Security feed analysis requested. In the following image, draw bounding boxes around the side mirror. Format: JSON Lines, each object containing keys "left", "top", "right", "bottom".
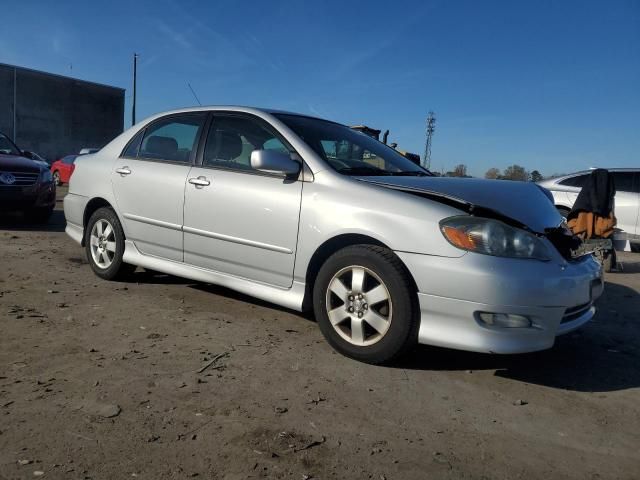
{"left": 250, "top": 149, "right": 300, "bottom": 177}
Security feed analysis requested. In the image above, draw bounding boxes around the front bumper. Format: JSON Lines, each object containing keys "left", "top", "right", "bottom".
{"left": 0, "top": 181, "right": 56, "bottom": 211}
{"left": 397, "top": 251, "right": 603, "bottom": 354}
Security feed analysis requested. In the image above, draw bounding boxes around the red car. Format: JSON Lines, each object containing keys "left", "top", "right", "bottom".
{"left": 50, "top": 155, "right": 78, "bottom": 185}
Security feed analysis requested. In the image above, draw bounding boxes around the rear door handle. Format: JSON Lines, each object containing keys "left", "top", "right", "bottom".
{"left": 115, "top": 167, "right": 131, "bottom": 175}
{"left": 189, "top": 176, "right": 211, "bottom": 187}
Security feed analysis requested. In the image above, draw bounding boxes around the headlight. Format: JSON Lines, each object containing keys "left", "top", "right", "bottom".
{"left": 40, "top": 170, "right": 53, "bottom": 182}
{"left": 440, "top": 216, "right": 551, "bottom": 260}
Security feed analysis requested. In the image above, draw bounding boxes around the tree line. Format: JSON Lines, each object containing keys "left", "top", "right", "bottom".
{"left": 439, "top": 164, "right": 544, "bottom": 182}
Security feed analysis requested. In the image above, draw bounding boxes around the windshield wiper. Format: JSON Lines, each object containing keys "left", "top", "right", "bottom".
{"left": 337, "top": 166, "right": 387, "bottom": 176}
{"left": 386, "top": 171, "right": 431, "bottom": 177}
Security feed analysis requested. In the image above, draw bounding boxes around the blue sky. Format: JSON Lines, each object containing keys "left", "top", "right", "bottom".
{"left": 2, "top": 0, "right": 638, "bottom": 176}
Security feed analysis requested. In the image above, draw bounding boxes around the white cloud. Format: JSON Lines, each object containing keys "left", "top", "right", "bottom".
{"left": 155, "top": 19, "right": 193, "bottom": 50}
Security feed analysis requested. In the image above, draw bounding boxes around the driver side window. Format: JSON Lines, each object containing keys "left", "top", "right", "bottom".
{"left": 203, "top": 116, "right": 291, "bottom": 172}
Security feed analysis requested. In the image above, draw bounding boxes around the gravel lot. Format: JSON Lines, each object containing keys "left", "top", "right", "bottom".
{"left": 1, "top": 187, "right": 639, "bottom": 480}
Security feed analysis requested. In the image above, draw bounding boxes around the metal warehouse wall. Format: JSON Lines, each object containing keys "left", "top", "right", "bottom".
{"left": 0, "top": 63, "right": 124, "bottom": 162}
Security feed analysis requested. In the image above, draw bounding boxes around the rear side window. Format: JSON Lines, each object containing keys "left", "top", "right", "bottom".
{"left": 122, "top": 131, "right": 143, "bottom": 158}
{"left": 611, "top": 172, "right": 635, "bottom": 193}
{"left": 136, "top": 113, "right": 206, "bottom": 163}
{"left": 62, "top": 155, "right": 77, "bottom": 165}
{"left": 559, "top": 174, "right": 588, "bottom": 188}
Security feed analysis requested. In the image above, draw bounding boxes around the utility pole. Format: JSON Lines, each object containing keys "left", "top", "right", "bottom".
{"left": 423, "top": 111, "right": 436, "bottom": 169}
{"left": 132, "top": 53, "right": 139, "bottom": 126}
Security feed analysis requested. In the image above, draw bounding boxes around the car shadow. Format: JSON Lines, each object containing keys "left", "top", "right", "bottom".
{"left": 126, "top": 269, "right": 198, "bottom": 285}
{"left": 115, "top": 270, "right": 314, "bottom": 318}
{"left": 0, "top": 209, "right": 66, "bottom": 233}
{"left": 103, "top": 264, "right": 640, "bottom": 393}
{"left": 395, "top": 281, "right": 640, "bottom": 393}
{"left": 189, "top": 282, "right": 315, "bottom": 319}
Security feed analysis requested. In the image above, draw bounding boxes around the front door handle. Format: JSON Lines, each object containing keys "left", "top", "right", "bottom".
{"left": 189, "top": 176, "right": 211, "bottom": 188}
{"left": 115, "top": 167, "right": 131, "bottom": 175}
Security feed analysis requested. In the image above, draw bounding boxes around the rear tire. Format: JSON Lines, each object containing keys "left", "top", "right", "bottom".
{"left": 85, "top": 207, "right": 135, "bottom": 280}
{"left": 52, "top": 170, "right": 62, "bottom": 186}
{"left": 313, "top": 245, "right": 419, "bottom": 364}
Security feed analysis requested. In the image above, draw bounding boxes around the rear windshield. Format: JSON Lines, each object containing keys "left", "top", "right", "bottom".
{"left": 559, "top": 174, "right": 588, "bottom": 188}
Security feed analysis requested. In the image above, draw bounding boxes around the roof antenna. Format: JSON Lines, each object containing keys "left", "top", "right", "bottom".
{"left": 187, "top": 82, "right": 202, "bottom": 106}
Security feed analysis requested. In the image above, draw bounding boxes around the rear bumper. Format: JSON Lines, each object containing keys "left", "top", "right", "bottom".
{"left": 63, "top": 192, "right": 90, "bottom": 244}
{"left": 397, "top": 251, "right": 603, "bottom": 354}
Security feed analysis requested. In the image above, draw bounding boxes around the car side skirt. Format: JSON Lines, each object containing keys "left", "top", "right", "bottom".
{"left": 121, "top": 240, "right": 306, "bottom": 311}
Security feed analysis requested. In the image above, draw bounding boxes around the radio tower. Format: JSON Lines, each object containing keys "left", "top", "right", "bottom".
{"left": 423, "top": 111, "right": 436, "bottom": 169}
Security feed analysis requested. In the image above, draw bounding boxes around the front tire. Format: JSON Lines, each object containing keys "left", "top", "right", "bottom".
{"left": 85, "top": 207, "right": 135, "bottom": 280}
{"left": 52, "top": 170, "right": 61, "bottom": 186}
{"left": 313, "top": 245, "right": 419, "bottom": 364}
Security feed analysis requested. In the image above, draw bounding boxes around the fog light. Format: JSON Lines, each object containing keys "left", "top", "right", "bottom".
{"left": 478, "top": 312, "right": 532, "bottom": 328}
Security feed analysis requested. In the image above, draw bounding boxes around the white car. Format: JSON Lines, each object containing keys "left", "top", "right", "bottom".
{"left": 538, "top": 169, "right": 639, "bottom": 247}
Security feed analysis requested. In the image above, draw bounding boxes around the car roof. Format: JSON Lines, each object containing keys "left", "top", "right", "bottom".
{"left": 549, "top": 168, "right": 640, "bottom": 180}
{"left": 145, "top": 105, "right": 329, "bottom": 123}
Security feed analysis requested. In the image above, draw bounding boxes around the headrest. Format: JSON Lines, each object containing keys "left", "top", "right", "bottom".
{"left": 146, "top": 136, "right": 178, "bottom": 158}
{"left": 216, "top": 131, "right": 243, "bottom": 160}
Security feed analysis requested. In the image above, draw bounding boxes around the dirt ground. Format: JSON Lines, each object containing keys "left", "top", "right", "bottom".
{"left": 1, "top": 187, "right": 639, "bottom": 480}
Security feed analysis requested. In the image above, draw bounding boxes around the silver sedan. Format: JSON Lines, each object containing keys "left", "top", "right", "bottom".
{"left": 64, "top": 107, "right": 603, "bottom": 363}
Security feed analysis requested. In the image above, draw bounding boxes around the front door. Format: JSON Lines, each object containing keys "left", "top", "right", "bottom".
{"left": 111, "top": 113, "right": 207, "bottom": 261}
{"left": 183, "top": 113, "right": 303, "bottom": 287}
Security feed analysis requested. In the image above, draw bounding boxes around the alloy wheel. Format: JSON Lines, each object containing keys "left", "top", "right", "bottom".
{"left": 89, "top": 219, "right": 116, "bottom": 269}
{"left": 325, "top": 265, "right": 393, "bottom": 346}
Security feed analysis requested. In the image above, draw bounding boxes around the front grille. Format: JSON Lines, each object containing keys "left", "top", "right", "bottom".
{"left": 561, "top": 302, "right": 592, "bottom": 323}
{"left": 0, "top": 171, "right": 39, "bottom": 186}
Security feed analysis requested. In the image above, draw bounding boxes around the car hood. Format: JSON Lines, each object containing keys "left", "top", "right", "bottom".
{"left": 0, "top": 154, "right": 43, "bottom": 173}
{"left": 357, "top": 176, "right": 563, "bottom": 233}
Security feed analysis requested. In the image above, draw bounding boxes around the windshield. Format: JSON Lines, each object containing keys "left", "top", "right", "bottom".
{"left": 0, "top": 133, "right": 21, "bottom": 156}
{"left": 274, "top": 114, "right": 431, "bottom": 176}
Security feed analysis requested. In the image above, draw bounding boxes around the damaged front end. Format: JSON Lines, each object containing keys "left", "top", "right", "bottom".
{"left": 544, "top": 223, "right": 583, "bottom": 259}
{"left": 357, "top": 176, "right": 584, "bottom": 260}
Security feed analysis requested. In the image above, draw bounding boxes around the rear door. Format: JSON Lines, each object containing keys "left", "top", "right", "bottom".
{"left": 610, "top": 171, "right": 639, "bottom": 236}
{"left": 111, "top": 113, "right": 206, "bottom": 261}
{"left": 182, "top": 113, "right": 303, "bottom": 287}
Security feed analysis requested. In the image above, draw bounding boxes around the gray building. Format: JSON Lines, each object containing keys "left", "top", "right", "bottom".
{"left": 0, "top": 63, "right": 125, "bottom": 162}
